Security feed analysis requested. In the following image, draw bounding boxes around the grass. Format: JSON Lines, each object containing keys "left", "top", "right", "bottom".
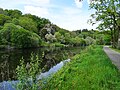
{"left": 110, "top": 47, "right": 120, "bottom": 53}
{"left": 42, "top": 45, "right": 120, "bottom": 90}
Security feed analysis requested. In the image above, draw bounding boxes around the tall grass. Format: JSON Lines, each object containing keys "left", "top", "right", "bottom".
{"left": 42, "top": 45, "right": 120, "bottom": 90}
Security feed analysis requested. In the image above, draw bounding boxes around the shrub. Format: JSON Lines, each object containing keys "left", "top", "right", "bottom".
{"left": 69, "top": 37, "right": 86, "bottom": 46}
{"left": 11, "top": 28, "right": 41, "bottom": 48}
{"left": 85, "top": 36, "right": 96, "bottom": 45}
{"left": 0, "top": 14, "right": 11, "bottom": 26}
{"left": 18, "top": 17, "right": 38, "bottom": 33}
{"left": 0, "top": 23, "right": 18, "bottom": 45}
{"left": 15, "top": 55, "right": 43, "bottom": 90}
{"left": 0, "top": 23, "right": 41, "bottom": 48}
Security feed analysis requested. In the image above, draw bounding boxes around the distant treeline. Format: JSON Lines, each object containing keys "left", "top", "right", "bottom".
{"left": 0, "top": 8, "right": 111, "bottom": 48}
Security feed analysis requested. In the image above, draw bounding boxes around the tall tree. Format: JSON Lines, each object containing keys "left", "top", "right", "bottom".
{"left": 88, "top": 0, "right": 120, "bottom": 48}
{"left": 18, "top": 17, "right": 38, "bottom": 33}
{"left": 0, "top": 14, "right": 11, "bottom": 26}
{"left": 5, "top": 9, "right": 22, "bottom": 18}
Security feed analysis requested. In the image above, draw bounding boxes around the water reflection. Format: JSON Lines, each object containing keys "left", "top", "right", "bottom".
{"left": 37, "top": 59, "right": 70, "bottom": 80}
{"left": 0, "top": 46, "right": 82, "bottom": 82}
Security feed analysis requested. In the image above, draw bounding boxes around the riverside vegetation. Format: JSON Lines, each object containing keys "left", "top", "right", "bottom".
{"left": 0, "top": 0, "right": 120, "bottom": 89}
{"left": 15, "top": 55, "right": 43, "bottom": 90}
{"left": 15, "top": 45, "right": 120, "bottom": 90}
{"left": 42, "top": 45, "right": 120, "bottom": 90}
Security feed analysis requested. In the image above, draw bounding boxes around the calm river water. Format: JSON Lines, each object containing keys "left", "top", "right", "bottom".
{"left": 0, "top": 46, "right": 83, "bottom": 82}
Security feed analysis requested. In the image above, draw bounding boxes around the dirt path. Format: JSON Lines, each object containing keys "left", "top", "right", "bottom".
{"left": 103, "top": 46, "right": 120, "bottom": 70}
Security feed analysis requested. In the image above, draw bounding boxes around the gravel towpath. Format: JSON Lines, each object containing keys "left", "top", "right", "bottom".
{"left": 103, "top": 46, "right": 120, "bottom": 70}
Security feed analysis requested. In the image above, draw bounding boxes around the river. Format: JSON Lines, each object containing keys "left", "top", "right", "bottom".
{"left": 0, "top": 46, "right": 83, "bottom": 82}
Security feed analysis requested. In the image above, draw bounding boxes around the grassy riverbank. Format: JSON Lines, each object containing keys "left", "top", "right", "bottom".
{"left": 42, "top": 45, "right": 120, "bottom": 90}
{"left": 110, "top": 47, "right": 120, "bottom": 53}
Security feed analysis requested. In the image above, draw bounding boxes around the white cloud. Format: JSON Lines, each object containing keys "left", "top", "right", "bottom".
{"left": 0, "top": 0, "right": 50, "bottom": 9}
{"left": 74, "top": 0, "right": 83, "bottom": 8}
{"left": 0, "top": 0, "right": 97, "bottom": 31}
{"left": 47, "top": 4, "right": 97, "bottom": 31}
{"left": 59, "top": 15, "right": 96, "bottom": 30}
{"left": 24, "top": 6, "right": 49, "bottom": 18}
{"left": 49, "top": 8, "right": 96, "bottom": 31}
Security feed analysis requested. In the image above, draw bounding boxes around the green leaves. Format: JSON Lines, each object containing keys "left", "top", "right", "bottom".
{"left": 0, "top": 14, "right": 11, "bottom": 26}
{"left": 6, "top": 9, "right": 22, "bottom": 19}
{"left": 18, "top": 17, "right": 38, "bottom": 33}
{"left": 16, "top": 55, "right": 42, "bottom": 90}
{"left": 0, "top": 23, "right": 41, "bottom": 48}
{"left": 90, "top": 0, "right": 120, "bottom": 48}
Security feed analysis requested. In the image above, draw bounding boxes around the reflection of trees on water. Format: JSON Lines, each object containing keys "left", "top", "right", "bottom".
{"left": 0, "top": 46, "right": 82, "bottom": 82}
{"left": 42, "top": 48, "right": 77, "bottom": 71}
{"left": 0, "top": 54, "right": 16, "bottom": 82}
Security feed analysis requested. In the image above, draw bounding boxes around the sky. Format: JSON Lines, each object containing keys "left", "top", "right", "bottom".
{"left": 0, "top": 0, "right": 98, "bottom": 31}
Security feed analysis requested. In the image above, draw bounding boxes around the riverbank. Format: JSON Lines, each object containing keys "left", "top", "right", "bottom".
{"left": 42, "top": 45, "right": 120, "bottom": 90}
{"left": 110, "top": 47, "right": 120, "bottom": 53}
{"left": 0, "top": 45, "right": 83, "bottom": 82}
{"left": 0, "top": 43, "right": 68, "bottom": 50}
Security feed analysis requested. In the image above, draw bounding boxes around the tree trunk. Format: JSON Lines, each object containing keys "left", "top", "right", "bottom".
{"left": 110, "top": 28, "right": 114, "bottom": 47}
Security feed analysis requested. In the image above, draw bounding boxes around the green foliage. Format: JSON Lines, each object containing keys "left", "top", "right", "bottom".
{"left": 12, "top": 18, "right": 19, "bottom": 25}
{"left": 104, "top": 35, "right": 111, "bottom": 45}
{"left": 55, "top": 32, "right": 62, "bottom": 42}
{"left": 70, "top": 37, "right": 85, "bottom": 46}
{"left": 96, "top": 34, "right": 105, "bottom": 45}
{"left": 24, "top": 14, "right": 51, "bottom": 30}
{"left": 0, "top": 14, "right": 11, "bottom": 26}
{"left": 0, "top": 26, "right": 3, "bottom": 30}
{"left": 43, "top": 46, "right": 120, "bottom": 90}
{"left": 5, "top": 9, "right": 22, "bottom": 18}
{"left": 0, "top": 23, "right": 18, "bottom": 44}
{"left": 90, "top": 0, "right": 120, "bottom": 48}
{"left": 64, "top": 33, "right": 71, "bottom": 44}
{"left": 11, "top": 28, "right": 41, "bottom": 48}
{"left": 110, "top": 46, "right": 120, "bottom": 52}
{"left": 81, "top": 32, "right": 89, "bottom": 39}
{"left": 0, "top": 8, "right": 5, "bottom": 14}
{"left": 85, "top": 36, "right": 95, "bottom": 45}
{"left": 0, "top": 23, "right": 41, "bottom": 48}
{"left": 15, "top": 55, "right": 42, "bottom": 90}
{"left": 95, "top": 32, "right": 111, "bottom": 45}
{"left": 0, "top": 7, "right": 112, "bottom": 48}
{"left": 18, "top": 17, "right": 38, "bottom": 33}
